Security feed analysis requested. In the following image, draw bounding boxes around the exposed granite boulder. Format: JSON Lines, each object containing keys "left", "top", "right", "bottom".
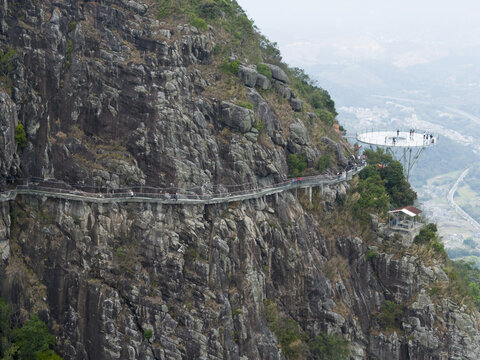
{"left": 290, "top": 98, "right": 303, "bottom": 112}
{"left": 247, "top": 88, "right": 281, "bottom": 136}
{"left": 274, "top": 82, "right": 293, "bottom": 99}
{"left": 0, "top": 203, "right": 10, "bottom": 262}
{"left": 0, "top": 91, "right": 20, "bottom": 189}
{"left": 322, "top": 136, "right": 349, "bottom": 167}
{"left": 261, "top": 63, "right": 290, "bottom": 84}
{"left": 289, "top": 121, "right": 309, "bottom": 146}
{"left": 255, "top": 74, "right": 271, "bottom": 90}
{"left": 221, "top": 102, "right": 255, "bottom": 133}
{"left": 239, "top": 65, "right": 258, "bottom": 87}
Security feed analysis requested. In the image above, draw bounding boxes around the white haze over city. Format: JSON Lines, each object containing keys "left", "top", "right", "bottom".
{"left": 237, "top": 0, "right": 480, "bottom": 67}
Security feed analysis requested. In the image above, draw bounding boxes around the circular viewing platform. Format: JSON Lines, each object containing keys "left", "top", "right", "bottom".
{"left": 356, "top": 130, "right": 438, "bottom": 148}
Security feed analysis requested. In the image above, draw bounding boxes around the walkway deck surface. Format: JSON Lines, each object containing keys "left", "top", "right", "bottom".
{"left": 357, "top": 130, "right": 437, "bottom": 148}
{"left": 0, "top": 166, "right": 365, "bottom": 205}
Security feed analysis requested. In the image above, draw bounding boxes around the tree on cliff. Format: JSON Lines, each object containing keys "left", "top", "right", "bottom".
{"left": 361, "top": 148, "right": 417, "bottom": 207}
{"left": 0, "top": 300, "right": 61, "bottom": 360}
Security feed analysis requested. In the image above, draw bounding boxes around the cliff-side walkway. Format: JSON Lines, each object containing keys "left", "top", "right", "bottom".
{"left": 0, "top": 166, "right": 365, "bottom": 205}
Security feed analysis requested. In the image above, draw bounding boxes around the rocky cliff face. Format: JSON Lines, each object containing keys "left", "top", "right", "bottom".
{"left": 0, "top": 0, "right": 303, "bottom": 190}
{"left": 1, "top": 1, "right": 480, "bottom": 359}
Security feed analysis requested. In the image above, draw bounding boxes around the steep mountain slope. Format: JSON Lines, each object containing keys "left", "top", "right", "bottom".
{"left": 0, "top": 1, "right": 479, "bottom": 359}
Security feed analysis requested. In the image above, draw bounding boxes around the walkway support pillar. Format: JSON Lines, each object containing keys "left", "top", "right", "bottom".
{"left": 308, "top": 187, "right": 312, "bottom": 203}
{"left": 321, "top": 184, "right": 324, "bottom": 196}
{"left": 275, "top": 192, "right": 278, "bottom": 204}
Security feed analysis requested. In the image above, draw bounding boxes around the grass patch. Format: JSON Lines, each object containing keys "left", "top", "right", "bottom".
{"left": 190, "top": 14, "right": 208, "bottom": 31}
{"left": 67, "top": 21, "right": 76, "bottom": 33}
{"left": 309, "top": 332, "right": 349, "bottom": 360}
{"left": 264, "top": 299, "right": 308, "bottom": 359}
{"left": 316, "top": 154, "right": 330, "bottom": 172}
{"left": 253, "top": 119, "right": 264, "bottom": 132}
{"left": 236, "top": 100, "right": 253, "bottom": 110}
{"left": 220, "top": 59, "right": 239, "bottom": 75}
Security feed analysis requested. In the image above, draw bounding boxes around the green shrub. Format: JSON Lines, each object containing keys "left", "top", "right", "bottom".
{"left": 256, "top": 63, "right": 272, "bottom": 79}
{"left": 289, "top": 67, "right": 337, "bottom": 116}
{"left": 15, "top": 123, "right": 27, "bottom": 149}
{"left": 358, "top": 165, "right": 378, "bottom": 180}
{"left": 316, "top": 154, "right": 330, "bottom": 172}
{"left": 377, "top": 300, "right": 404, "bottom": 330}
{"left": 363, "top": 148, "right": 393, "bottom": 165}
{"left": 13, "top": 315, "right": 61, "bottom": 360}
{"left": 287, "top": 154, "right": 307, "bottom": 177}
{"left": 360, "top": 149, "right": 416, "bottom": 207}
{"left": 449, "top": 260, "right": 480, "bottom": 309}
{"left": 0, "top": 299, "right": 12, "bottom": 358}
{"left": 264, "top": 299, "right": 349, "bottom": 359}
{"left": 67, "top": 21, "right": 76, "bottom": 33}
{"left": 220, "top": 59, "right": 239, "bottom": 75}
{"left": 236, "top": 101, "right": 253, "bottom": 110}
{"left": 414, "top": 223, "right": 438, "bottom": 244}
{"left": 190, "top": 15, "right": 208, "bottom": 31}
{"left": 116, "top": 247, "right": 126, "bottom": 258}
{"left": 264, "top": 299, "right": 307, "bottom": 359}
{"left": 143, "top": 329, "right": 153, "bottom": 340}
{"left": 429, "top": 286, "right": 440, "bottom": 296}
{"left": 309, "top": 332, "right": 349, "bottom": 360}
{"left": 0, "top": 48, "right": 17, "bottom": 75}
{"left": 260, "top": 36, "right": 282, "bottom": 63}
{"left": 315, "top": 108, "right": 335, "bottom": 126}
{"left": 66, "top": 39, "right": 73, "bottom": 68}
{"left": 253, "top": 120, "right": 264, "bottom": 132}
{"left": 214, "top": 44, "right": 225, "bottom": 55}
{"left": 157, "top": 0, "right": 174, "bottom": 19}
{"left": 365, "top": 249, "right": 379, "bottom": 261}
{"left": 353, "top": 174, "right": 389, "bottom": 220}
{"left": 431, "top": 239, "right": 446, "bottom": 256}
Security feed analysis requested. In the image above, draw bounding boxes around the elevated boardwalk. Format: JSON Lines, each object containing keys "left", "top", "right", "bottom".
{"left": 0, "top": 166, "right": 365, "bottom": 205}
{"left": 356, "top": 130, "right": 437, "bottom": 148}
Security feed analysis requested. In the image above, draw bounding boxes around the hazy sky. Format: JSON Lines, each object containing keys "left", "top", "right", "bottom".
{"left": 236, "top": 0, "right": 480, "bottom": 66}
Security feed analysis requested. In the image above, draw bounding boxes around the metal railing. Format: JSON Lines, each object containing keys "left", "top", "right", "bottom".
{"left": 0, "top": 165, "right": 365, "bottom": 205}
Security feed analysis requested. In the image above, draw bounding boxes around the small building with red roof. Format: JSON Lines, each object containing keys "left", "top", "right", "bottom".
{"left": 388, "top": 206, "right": 422, "bottom": 231}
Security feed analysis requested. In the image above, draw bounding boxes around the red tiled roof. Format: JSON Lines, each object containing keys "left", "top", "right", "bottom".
{"left": 389, "top": 206, "right": 422, "bottom": 217}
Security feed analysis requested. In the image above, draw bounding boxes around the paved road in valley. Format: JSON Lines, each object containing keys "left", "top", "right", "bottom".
{"left": 447, "top": 168, "right": 480, "bottom": 232}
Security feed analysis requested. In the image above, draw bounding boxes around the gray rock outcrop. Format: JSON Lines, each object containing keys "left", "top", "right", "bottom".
{"left": 247, "top": 88, "right": 281, "bottom": 136}
{"left": 255, "top": 74, "right": 271, "bottom": 90}
{"left": 261, "top": 63, "right": 290, "bottom": 84}
{"left": 221, "top": 102, "right": 255, "bottom": 133}
{"left": 290, "top": 98, "right": 303, "bottom": 112}
{"left": 322, "top": 136, "right": 349, "bottom": 167}
{"left": 0, "top": 91, "right": 19, "bottom": 188}
{"left": 238, "top": 65, "right": 258, "bottom": 87}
